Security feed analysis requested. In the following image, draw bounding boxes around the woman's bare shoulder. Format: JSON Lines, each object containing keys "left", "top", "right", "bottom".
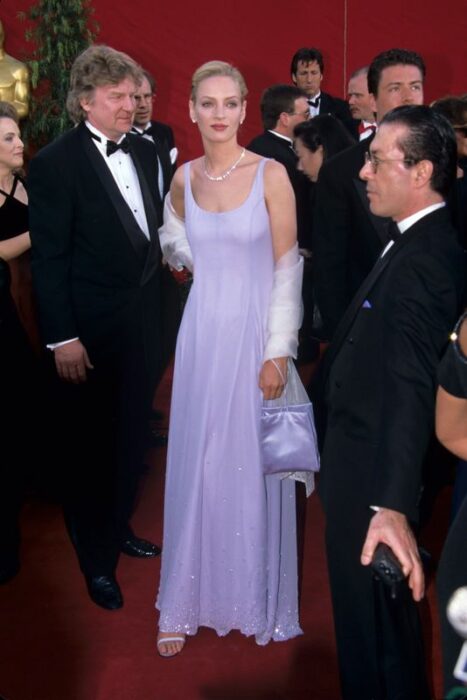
{"left": 261, "top": 158, "right": 292, "bottom": 196}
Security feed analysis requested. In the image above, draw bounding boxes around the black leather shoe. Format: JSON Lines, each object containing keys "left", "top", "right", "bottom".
{"left": 147, "top": 428, "right": 168, "bottom": 448}
{"left": 121, "top": 535, "right": 161, "bottom": 558}
{"left": 0, "top": 557, "right": 20, "bottom": 585}
{"left": 86, "top": 575, "right": 123, "bottom": 610}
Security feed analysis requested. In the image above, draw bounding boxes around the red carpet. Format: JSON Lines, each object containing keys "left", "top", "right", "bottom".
{"left": 0, "top": 366, "right": 447, "bottom": 700}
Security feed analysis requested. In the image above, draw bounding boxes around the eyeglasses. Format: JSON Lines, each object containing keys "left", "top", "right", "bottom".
{"left": 288, "top": 109, "right": 310, "bottom": 118}
{"left": 364, "top": 151, "right": 416, "bottom": 173}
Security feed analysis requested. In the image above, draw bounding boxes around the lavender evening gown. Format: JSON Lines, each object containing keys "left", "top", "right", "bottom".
{"left": 156, "top": 159, "right": 302, "bottom": 645}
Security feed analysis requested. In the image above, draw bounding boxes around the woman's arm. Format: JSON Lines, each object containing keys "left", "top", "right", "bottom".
{"left": 260, "top": 160, "right": 300, "bottom": 399}
{"left": 263, "top": 160, "right": 297, "bottom": 261}
{"left": 435, "top": 386, "right": 467, "bottom": 460}
{"left": 0, "top": 232, "right": 31, "bottom": 260}
{"left": 170, "top": 166, "right": 185, "bottom": 219}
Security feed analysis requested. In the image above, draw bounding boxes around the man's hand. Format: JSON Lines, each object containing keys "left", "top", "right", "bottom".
{"left": 361, "top": 508, "right": 425, "bottom": 601}
{"left": 54, "top": 339, "right": 94, "bottom": 384}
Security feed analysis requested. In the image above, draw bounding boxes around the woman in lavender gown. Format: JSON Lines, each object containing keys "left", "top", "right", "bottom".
{"left": 156, "top": 61, "right": 304, "bottom": 657}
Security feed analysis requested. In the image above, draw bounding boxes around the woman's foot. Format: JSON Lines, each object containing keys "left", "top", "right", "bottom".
{"left": 156, "top": 631, "right": 186, "bottom": 658}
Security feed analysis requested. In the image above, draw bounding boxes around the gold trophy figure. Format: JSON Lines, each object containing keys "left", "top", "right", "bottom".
{"left": 0, "top": 20, "right": 29, "bottom": 119}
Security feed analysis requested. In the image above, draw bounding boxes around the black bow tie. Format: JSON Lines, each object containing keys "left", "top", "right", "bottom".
{"left": 308, "top": 96, "right": 320, "bottom": 108}
{"left": 88, "top": 129, "right": 131, "bottom": 156}
{"left": 132, "top": 125, "right": 153, "bottom": 137}
{"left": 106, "top": 136, "right": 131, "bottom": 157}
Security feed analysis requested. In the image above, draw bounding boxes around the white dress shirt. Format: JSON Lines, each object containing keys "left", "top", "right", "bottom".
{"left": 308, "top": 92, "right": 321, "bottom": 118}
{"left": 380, "top": 202, "right": 445, "bottom": 258}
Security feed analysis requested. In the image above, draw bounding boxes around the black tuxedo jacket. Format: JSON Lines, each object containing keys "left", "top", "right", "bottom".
{"left": 313, "top": 133, "right": 391, "bottom": 337}
{"left": 151, "top": 120, "right": 175, "bottom": 150}
{"left": 318, "top": 91, "right": 357, "bottom": 136}
{"left": 247, "top": 130, "right": 314, "bottom": 248}
{"left": 29, "top": 122, "right": 162, "bottom": 360}
{"left": 320, "top": 207, "right": 465, "bottom": 523}
{"left": 133, "top": 120, "right": 176, "bottom": 199}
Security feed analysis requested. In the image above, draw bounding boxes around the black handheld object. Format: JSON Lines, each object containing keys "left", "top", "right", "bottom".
{"left": 371, "top": 543, "right": 405, "bottom": 599}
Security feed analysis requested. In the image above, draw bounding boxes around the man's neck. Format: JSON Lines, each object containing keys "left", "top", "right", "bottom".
{"left": 395, "top": 195, "right": 444, "bottom": 225}
{"left": 269, "top": 127, "right": 293, "bottom": 141}
{"left": 133, "top": 121, "right": 151, "bottom": 132}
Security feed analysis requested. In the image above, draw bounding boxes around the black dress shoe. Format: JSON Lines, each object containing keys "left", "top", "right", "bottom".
{"left": 147, "top": 428, "right": 168, "bottom": 448}
{"left": 0, "top": 557, "right": 20, "bottom": 585}
{"left": 121, "top": 535, "right": 161, "bottom": 558}
{"left": 86, "top": 575, "right": 123, "bottom": 610}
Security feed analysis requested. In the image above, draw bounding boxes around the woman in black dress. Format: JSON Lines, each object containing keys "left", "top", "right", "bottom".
{"left": 0, "top": 101, "right": 34, "bottom": 584}
{"left": 436, "top": 313, "right": 467, "bottom": 696}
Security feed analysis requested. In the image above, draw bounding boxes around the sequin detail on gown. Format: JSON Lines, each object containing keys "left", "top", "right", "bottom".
{"left": 156, "top": 159, "right": 302, "bottom": 645}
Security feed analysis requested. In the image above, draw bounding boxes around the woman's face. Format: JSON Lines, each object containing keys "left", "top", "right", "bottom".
{"left": 295, "top": 138, "right": 323, "bottom": 182}
{"left": 0, "top": 117, "right": 24, "bottom": 172}
{"left": 189, "top": 76, "right": 245, "bottom": 143}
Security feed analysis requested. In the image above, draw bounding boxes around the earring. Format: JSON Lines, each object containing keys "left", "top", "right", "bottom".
{"left": 240, "top": 119, "right": 244, "bottom": 125}
{"left": 192, "top": 118, "right": 197, "bottom": 123}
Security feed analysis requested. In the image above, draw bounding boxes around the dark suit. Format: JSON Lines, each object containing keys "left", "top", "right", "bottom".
{"left": 313, "top": 134, "right": 391, "bottom": 339}
{"left": 318, "top": 91, "right": 358, "bottom": 137}
{"left": 319, "top": 207, "right": 465, "bottom": 699}
{"left": 132, "top": 119, "right": 176, "bottom": 204}
{"left": 29, "top": 123, "right": 162, "bottom": 577}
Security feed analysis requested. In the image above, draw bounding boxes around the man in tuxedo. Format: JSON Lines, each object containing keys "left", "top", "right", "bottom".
{"left": 313, "top": 48, "right": 426, "bottom": 339}
{"left": 29, "top": 46, "right": 163, "bottom": 610}
{"left": 320, "top": 105, "right": 465, "bottom": 698}
{"left": 131, "top": 70, "right": 177, "bottom": 205}
{"left": 347, "top": 66, "right": 376, "bottom": 141}
{"left": 291, "top": 47, "right": 355, "bottom": 135}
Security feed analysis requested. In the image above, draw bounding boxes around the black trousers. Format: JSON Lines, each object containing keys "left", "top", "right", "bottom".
{"left": 326, "top": 512, "right": 430, "bottom": 700}
{"left": 321, "top": 472, "right": 430, "bottom": 700}
{"left": 48, "top": 333, "right": 160, "bottom": 578}
{"left": 0, "top": 292, "right": 41, "bottom": 564}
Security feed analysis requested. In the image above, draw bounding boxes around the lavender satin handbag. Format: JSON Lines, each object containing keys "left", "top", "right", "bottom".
{"left": 261, "top": 359, "right": 320, "bottom": 476}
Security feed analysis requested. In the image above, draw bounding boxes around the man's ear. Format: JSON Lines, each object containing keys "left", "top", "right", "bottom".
{"left": 80, "top": 96, "right": 91, "bottom": 114}
{"left": 369, "top": 92, "right": 377, "bottom": 117}
{"left": 412, "top": 159, "right": 433, "bottom": 189}
{"left": 278, "top": 111, "right": 289, "bottom": 129}
{"left": 291, "top": 73, "right": 297, "bottom": 86}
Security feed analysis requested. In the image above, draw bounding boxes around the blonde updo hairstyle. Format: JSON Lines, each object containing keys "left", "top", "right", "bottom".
{"left": 190, "top": 60, "right": 248, "bottom": 103}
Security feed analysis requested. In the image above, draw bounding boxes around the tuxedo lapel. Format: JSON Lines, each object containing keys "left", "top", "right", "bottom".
{"left": 324, "top": 216, "right": 437, "bottom": 378}
{"left": 79, "top": 125, "right": 150, "bottom": 262}
{"left": 129, "top": 140, "right": 161, "bottom": 285}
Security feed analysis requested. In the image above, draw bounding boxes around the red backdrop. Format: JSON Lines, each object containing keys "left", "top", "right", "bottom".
{"left": 2, "top": 0, "right": 467, "bottom": 162}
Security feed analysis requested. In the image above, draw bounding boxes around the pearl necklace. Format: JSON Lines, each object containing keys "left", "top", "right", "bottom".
{"left": 204, "top": 148, "right": 245, "bottom": 182}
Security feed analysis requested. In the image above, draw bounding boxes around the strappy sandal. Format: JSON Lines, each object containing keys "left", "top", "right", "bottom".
{"left": 156, "top": 633, "right": 186, "bottom": 658}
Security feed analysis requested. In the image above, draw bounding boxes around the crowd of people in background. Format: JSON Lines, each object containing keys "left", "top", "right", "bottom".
{"left": 1, "top": 39, "right": 466, "bottom": 700}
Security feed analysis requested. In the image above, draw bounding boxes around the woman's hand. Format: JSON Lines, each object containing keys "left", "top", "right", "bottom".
{"left": 259, "top": 357, "right": 288, "bottom": 400}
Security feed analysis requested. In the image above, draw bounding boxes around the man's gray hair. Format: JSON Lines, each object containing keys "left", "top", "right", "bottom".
{"left": 66, "top": 44, "right": 143, "bottom": 123}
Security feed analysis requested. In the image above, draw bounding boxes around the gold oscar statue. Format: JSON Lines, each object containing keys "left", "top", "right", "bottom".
{"left": 0, "top": 19, "right": 29, "bottom": 119}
